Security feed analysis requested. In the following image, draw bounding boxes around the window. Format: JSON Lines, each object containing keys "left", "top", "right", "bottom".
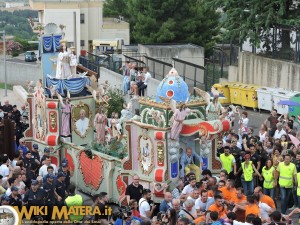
{"left": 80, "top": 14, "right": 85, "bottom": 24}
{"left": 80, "top": 40, "right": 85, "bottom": 47}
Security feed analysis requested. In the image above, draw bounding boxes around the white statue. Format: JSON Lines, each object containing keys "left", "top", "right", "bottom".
{"left": 69, "top": 47, "right": 77, "bottom": 78}
{"left": 56, "top": 46, "right": 64, "bottom": 79}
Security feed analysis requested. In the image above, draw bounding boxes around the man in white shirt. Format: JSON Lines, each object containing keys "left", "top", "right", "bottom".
{"left": 138, "top": 189, "right": 156, "bottom": 220}
{"left": 136, "top": 67, "right": 151, "bottom": 97}
{"left": 0, "top": 155, "right": 10, "bottom": 178}
{"left": 187, "top": 188, "right": 200, "bottom": 204}
{"left": 195, "top": 190, "right": 214, "bottom": 214}
{"left": 75, "top": 109, "right": 89, "bottom": 136}
{"left": 180, "top": 177, "right": 197, "bottom": 201}
{"left": 273, "top": 122, "right": 286, "bottom": 139}
{"left": 39, "top": 156, "right": 58, "bottom": 177}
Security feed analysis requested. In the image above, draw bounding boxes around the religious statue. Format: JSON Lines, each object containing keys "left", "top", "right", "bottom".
{"left": 56, "top": 46, "right": 64, "bottom": 79}
{"left": 69, "top": 47, "right": 77, "bottom": 78}
{"left": 159, "top": 96, "right": 196, "bottom": 140}
{"left": 57, "top": 91, "right": 72, "bottom": 136}
{"left": 110, "top": 113, "right": 119, "bottom": 138}
{"left": 62, "top": 45, "right": 72, "bottom": 79}
{"left": 94, "top": 107, "right": 107, "bottom": 144}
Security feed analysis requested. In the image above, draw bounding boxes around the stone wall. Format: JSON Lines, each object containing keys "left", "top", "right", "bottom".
{"left": 0, "top": 60, "right": 41, "bottom": 85}
{"left": 228, "top": 52, "right": 300, "bottom": 91}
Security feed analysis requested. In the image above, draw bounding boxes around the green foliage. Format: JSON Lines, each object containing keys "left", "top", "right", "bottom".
{"left": 103, "top": 0, "right": 220, "bottom": 55}
{"left": 92, "top": 139, "right": 128, "bottom": 159}
{"left": 208, "top": 0, "right": 300, "bottom": 49}
{"left": 0, "top": 10, "right": 37, "bottom": 40}
{"left": 14, "top": 37, "right": 38, "bottom": 51}
{"left": 106, "top": 87, "right": 124, "bottom": 117}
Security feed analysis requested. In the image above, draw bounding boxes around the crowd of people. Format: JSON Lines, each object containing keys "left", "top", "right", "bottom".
{"left": 121, "top": 62, "right": 152, "bottom": 98}
{"left": 121, "top": 109, "right": 300, "bottom": 225}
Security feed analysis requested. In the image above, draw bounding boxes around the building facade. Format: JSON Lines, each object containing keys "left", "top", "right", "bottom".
{"left": 29, "top": 0, "right": 129, "bottom": 54}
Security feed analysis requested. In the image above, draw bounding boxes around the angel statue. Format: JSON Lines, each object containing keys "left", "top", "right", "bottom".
{"left": 194, "top": 87, "right": 224, "bottom": 121}
{"left": 56, "top": 91, "right": 72, "bottom": 136}
{"left": 160, "top": 96, "right": 196, "bottom": 140}
{"left": 94, "top": 107, "right": 107, "bottom": 144}
{"left": 86, "top": 84, "right": 109, "bottom": 105}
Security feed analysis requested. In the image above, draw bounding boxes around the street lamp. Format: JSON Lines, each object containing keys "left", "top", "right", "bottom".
{"left": 0, "top": 30, "right": 7, "bottom": 97}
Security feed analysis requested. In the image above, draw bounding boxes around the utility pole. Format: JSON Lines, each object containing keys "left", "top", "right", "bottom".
{"left": 0, "top": 30, "right": 7, "bottom": 97}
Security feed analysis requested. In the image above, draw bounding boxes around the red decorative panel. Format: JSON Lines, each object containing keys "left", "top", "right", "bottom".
{"left": 155, "top": 169, "right": 164, "bottom": 182}
{"left": 157, "top": 142, "right": 164, "bottom": 166}
{"left": 155, "top": 131, "right": 164, "bottom": 140}
{"left": 50, "top": 156, "right": 58, "bottom": 166}
{"left": 79, "top": 151, "right": 103, "bottom": 190}
{"left": 47, "top": 135, "right": 58, "bottom": 146}
{"left": 48, "top": 111, "right": 58, "bottom": 132}
{"left": 47, "top": 102, "right": 57, "bottom": 109}
{"left": 65, "top": 149, "right": 75, "bottom": 174}
{"left": 116, "top": 175, "right": 127, "bottom": 202}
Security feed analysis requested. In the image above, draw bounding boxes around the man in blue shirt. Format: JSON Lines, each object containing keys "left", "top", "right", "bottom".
{"left": 114, "top": 210, "right": 142, "bottom": 225}
{"left": 180, "top": 147, "right": 203, "bottom": 182}
{"left": 159, "top": 192, "right": 172, "bottom": 212}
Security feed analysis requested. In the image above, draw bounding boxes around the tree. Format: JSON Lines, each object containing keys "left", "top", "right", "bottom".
{"left": 103, "top": 0, "right": 220, "bottom": 55}
{"left": 209, "top": 0, "right": 300, "bottom": 50}
{"left": 7, "top": 41, "right": 23, "bottom": 56}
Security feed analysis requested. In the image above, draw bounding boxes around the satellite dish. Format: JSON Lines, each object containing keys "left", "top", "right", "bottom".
{"left": 44, "top": 23, "right": 58, "bottom": 34}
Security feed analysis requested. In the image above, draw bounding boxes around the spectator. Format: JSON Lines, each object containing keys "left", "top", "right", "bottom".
{"left": 0, "top": 155, "right": 10, "bottom": 178}
{"left": 210, "top": 211, "right": 223, "bottom": 225}
{"left": 178, "top": 199, "right": 197, "bottom": 221}
{"left": 187, "top": 188, "right": 200, "bottom": 204}
{"left": 264, "top": 109, "right": 279, "bottom": 137}
{"left": 195, "top": 190, "right": 214, "bottom": 215}
{"left": 181, "top": 177, "right": 197, "bottom": 201}
{"left": 125, "top": 174, "right": 143, "bottom": 204}
{"left": 95, "top": 192, "right": 110, "bottom": 224}
{"left": 171, "top": 198, "right": 181, "bottom": 215}
{"left": 172, "top": 178, "right": 184, "bottom": 199}
{"left": 2, "top": 100, "right": 13, "bottom": 114}
{"left": 159, "top": 192, "right": 172, "bottom": 212}
{"left": 129, "top": 199, "right": 140, "bottom": 218}
{"left": 139, "top": 189, "right": 156, "bottom": 220}
{"left": 208, "top": 195, "right": 228, "bottom": 219}
{"left": 273, "top": 123, "right": 286, "bottom": 140}
{"left": 39, "top": 156, "right": 58, "bottom": 177}
{"left": 18, "top": 138, "right": 28, "bottom": 156}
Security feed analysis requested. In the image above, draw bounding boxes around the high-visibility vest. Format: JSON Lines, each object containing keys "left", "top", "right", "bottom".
{"left": 262, "top": 166, "right": 275, "bottom": 189}
{"left": 65, "top": 194, "right": 84, "bottom": 222}
{"left": 241, "top": 161, "right": 253, "bottom": 181}
{"left": 220, "top": 153, "right": 234, "bottom": 173}
{"left": 278, "top": 162, "right": 295, "bottom": 188}
{"left": 297, "top": 173, "right": 300, "bottom": 196}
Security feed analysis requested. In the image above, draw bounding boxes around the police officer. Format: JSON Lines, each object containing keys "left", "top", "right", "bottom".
{"left": 9, "top": 186, "right": 22, "bottom": 210}
{"left": 43, "top": 174, "right": 55, "bottom": 221}
{"left": 31, "top": 144, "right": 41, "bottom": 164}
{"left": 40, "top": 147, "right": 51, "bottom": 164}
{"left": 54, "top": 172, "right": 67, "bottom": 208}
{"left": 23, "top": 180, "right": 46, "bottom": 207}
{"left": 59, "top": 163, "right": 71, "bottom": 189}
{"left": 22, "top": 151, "right": 35, "bottom": 170}
{"left": 26, "top": 164, "right": 38, "bottom": 188}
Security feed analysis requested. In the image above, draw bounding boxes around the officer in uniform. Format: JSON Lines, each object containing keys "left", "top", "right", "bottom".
{"left": 40, "top": 147, "right": 51, "bottom": 164}
{"left": 59, "top": 163, "right": 71, "bottom": 189}
{"left": 9, "top": 186, "right": 22, "bottom": 210}
{"left": 43, "top": 173, "right": 55, "bottom": 221}
{"left": 23, "top": 180, "right": 46, "bottom": 221}
{"left": 54, "top": 172, "right": 67, "bottom": 208}
{"left": 22, "top": 151, "right": 36, "bottom": 170}
{"left": 31, "top": 144, "right": 41, "bottom": 164}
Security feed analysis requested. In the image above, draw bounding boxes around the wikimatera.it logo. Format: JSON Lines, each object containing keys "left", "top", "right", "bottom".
{"left": 3, "top": 205, "right": 113, "bottom": 225}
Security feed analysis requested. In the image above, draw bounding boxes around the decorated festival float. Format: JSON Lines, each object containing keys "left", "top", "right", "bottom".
{"left": 23, "top": 23, "right": 231, "bottom": 204}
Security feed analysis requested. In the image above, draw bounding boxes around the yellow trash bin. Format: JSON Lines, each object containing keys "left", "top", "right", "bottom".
{"left": 229, "top": 83, "right": 243, "bottom": 105}
{"left": 213, "top": 83, "right": 231, "bottom": 105}
{"left": 240, "top": 85, "right": 259, "bottom": 109}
